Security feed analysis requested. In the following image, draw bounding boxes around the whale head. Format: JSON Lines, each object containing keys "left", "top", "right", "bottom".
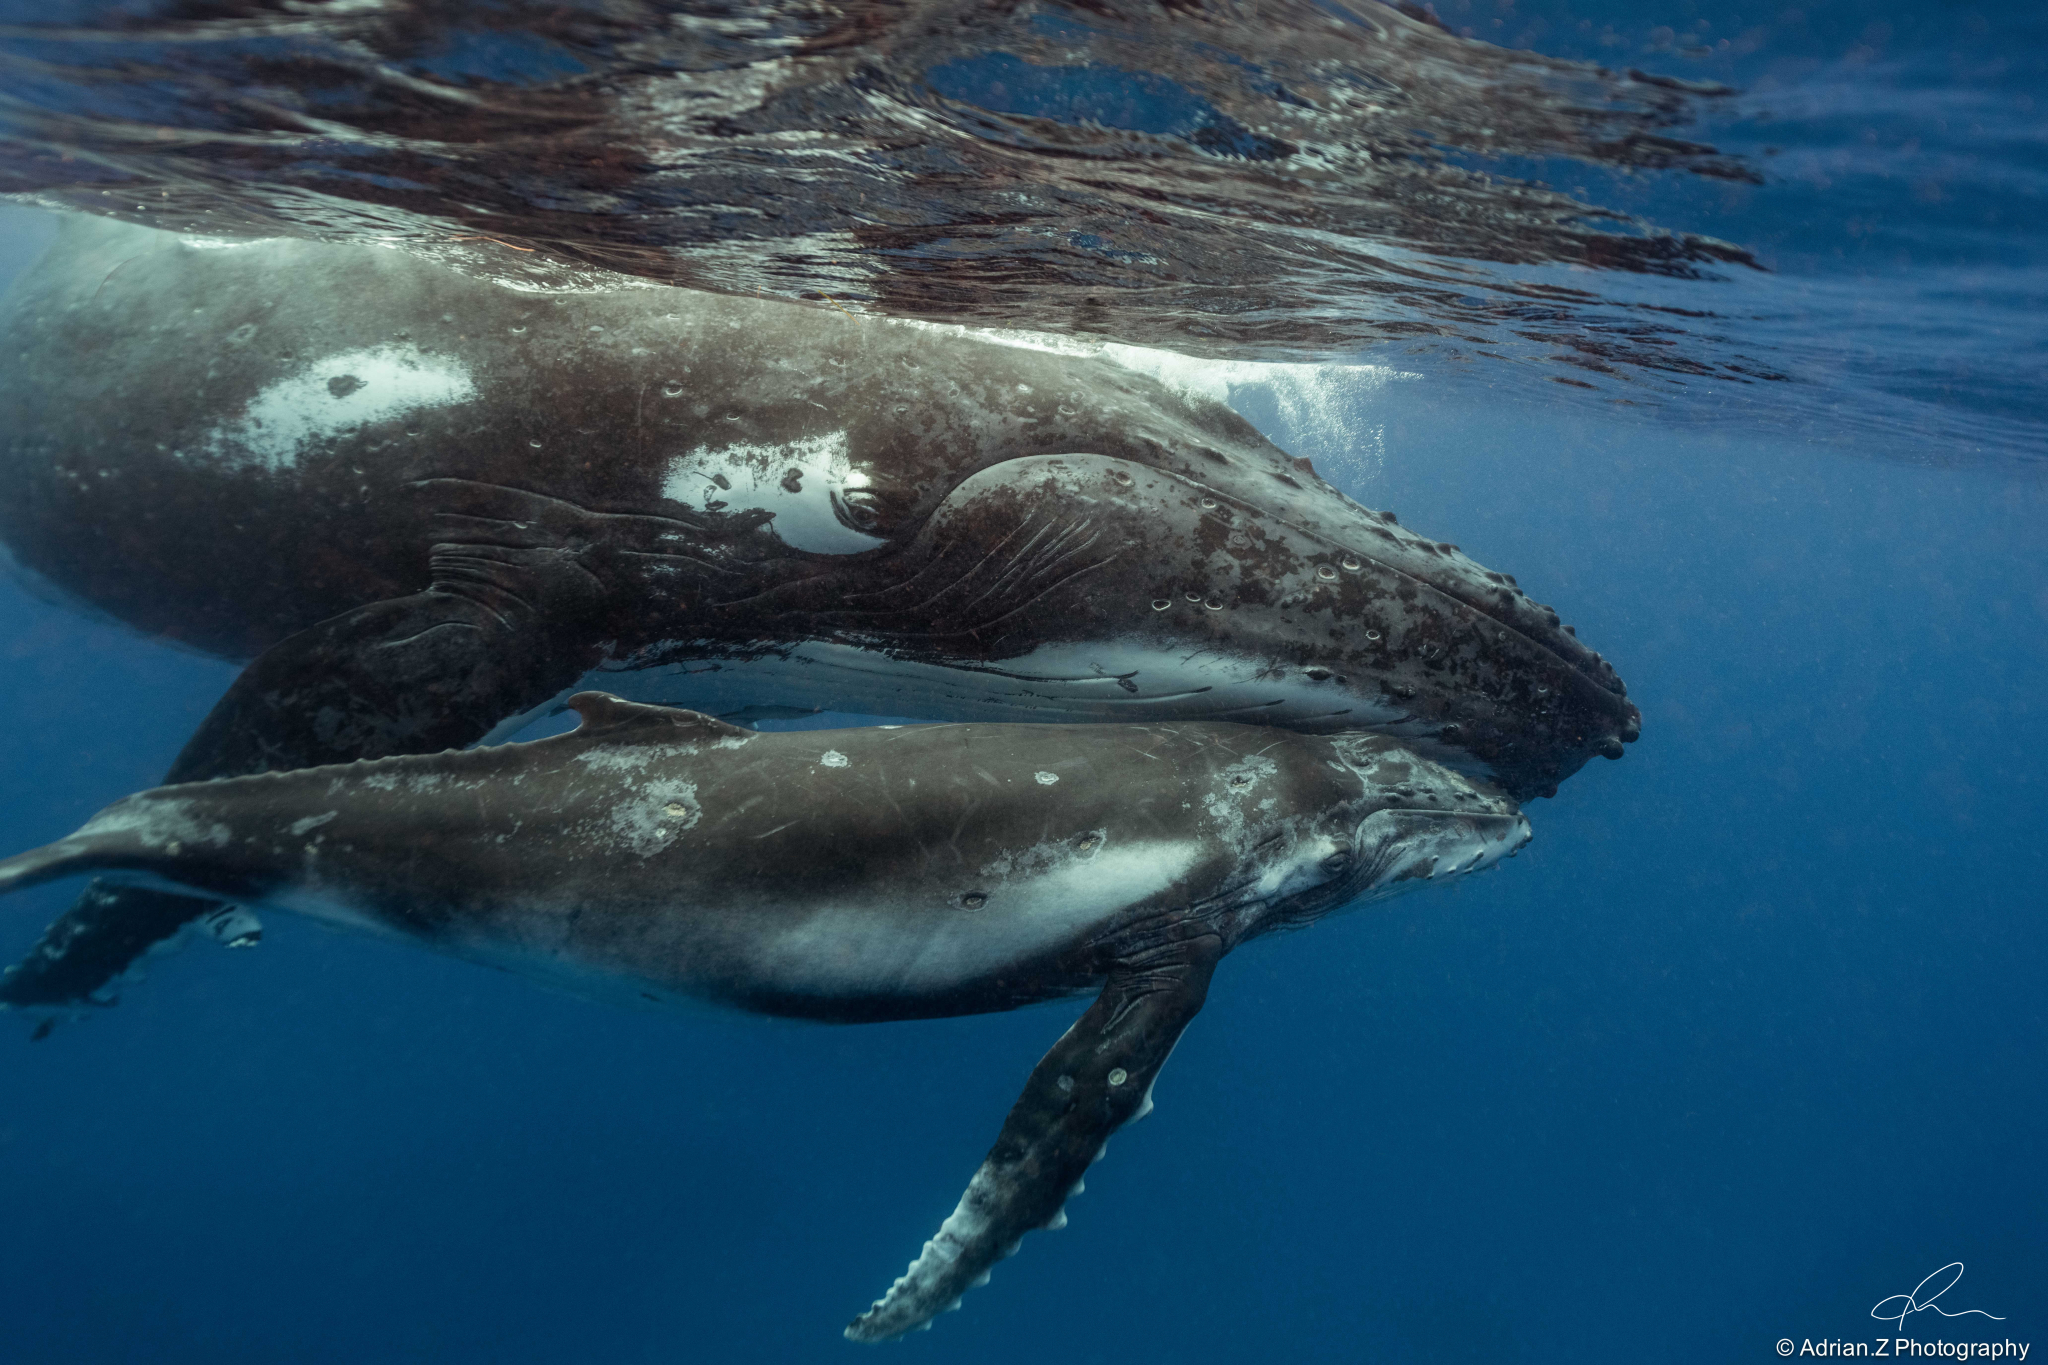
{"left": 1335, "top": 735, "right": 1533, "bottom": 896}
{"left": 706, "top": 450, "right": 1638, "bottom": 802}
{"left": 1242, "top": 733, "right": 1532, "bottom": 933}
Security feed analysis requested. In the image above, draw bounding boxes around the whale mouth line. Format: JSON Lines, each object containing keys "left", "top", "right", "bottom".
{"left": 1035, "top": 687, "right": 1220, "bottom": 705}
{"left": 1392, "top": 808, "right": 1518, "bottom": 819}
{"left": 951, "top": 666, "right": 1143, "bottom": 686}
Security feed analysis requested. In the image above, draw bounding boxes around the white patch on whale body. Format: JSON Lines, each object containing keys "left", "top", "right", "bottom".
{"left": 1201, "top": 753, "right": 1281, "bottom": 851}
{"left": 600, "top": 778, "right": 701, "bottom": 858}
{"left": 818, "top": 750, "right": 849, "bottom": 768}
{"left": 573, "top": 740, "right": 716, "bottom": 773}
{"left": 287, "top": 812, "right": 338, "bottom": 836}
{"left": 77, "top": 797, "right": 231, "bottom": 852}
{"left": 659, "top": 429, "right": 887, "bottom": 555}
{"left": 750, "top": 840, "right": 1198, "bottom": 998}
{"left": 200, "top": 344, "right": 476, "bottom": 471}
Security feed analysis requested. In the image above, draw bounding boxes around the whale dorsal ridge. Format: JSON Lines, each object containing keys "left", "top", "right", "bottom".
{"left": 564, "top": 692, "right": 755, "bottom": 744}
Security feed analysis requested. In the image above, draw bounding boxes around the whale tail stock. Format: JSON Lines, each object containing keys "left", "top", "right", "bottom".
{"left": 0, "top": 826, "right": 171, "bottom": 905}
{"left": 0, "top": 841, "right": 90, "bottom": 900}
{"left": 0, "top": 798, "right": 264, "bottom": 1016}
{"left": 0, "top": 479, "right": 639, "bottom": 1014}
{"left": 845, "top": 926, "right": 1224, "bottom": 1342}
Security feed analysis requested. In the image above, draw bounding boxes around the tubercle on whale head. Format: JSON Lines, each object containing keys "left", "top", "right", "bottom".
{"left": 1151, "top": 459, "right": 1644, "bottom": 795}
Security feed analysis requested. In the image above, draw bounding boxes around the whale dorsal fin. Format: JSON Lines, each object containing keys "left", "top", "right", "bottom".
{"left": 565, "top": 692, "right": 755, "bottom": 743}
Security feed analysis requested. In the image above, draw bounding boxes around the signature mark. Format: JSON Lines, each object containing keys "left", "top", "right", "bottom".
{"left": 1872, "top": 1263, "right": 2006, "bottom": 1333}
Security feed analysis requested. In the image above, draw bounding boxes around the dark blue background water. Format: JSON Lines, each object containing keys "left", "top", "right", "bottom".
{"left": 2, "top": 1, "right": 2044, "bottom": 1360}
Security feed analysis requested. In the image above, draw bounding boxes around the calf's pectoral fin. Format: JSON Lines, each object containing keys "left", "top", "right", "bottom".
{"left": 844, "top": 931, "right": 1222, "bottom": 1342}
{"left": 0, "top": 884, "right": 205, "bottom": 1011}
{"left": 1, "top": 531, "right": 615, "bottom": 1017}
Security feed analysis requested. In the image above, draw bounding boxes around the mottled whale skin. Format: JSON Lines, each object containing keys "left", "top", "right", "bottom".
{"left": 0, "top": 216, "right": 1628, "bottom": 1008}
{"left": 0, "top": 694, "right": 1530, "bottom": 1339}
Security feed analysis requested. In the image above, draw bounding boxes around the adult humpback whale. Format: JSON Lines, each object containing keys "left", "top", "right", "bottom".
{"left": 0, "top": 695, "right": 1531, "bottom": 1338}
{"left": 0, "top": 216, "right": 1632, "bottom": 1010}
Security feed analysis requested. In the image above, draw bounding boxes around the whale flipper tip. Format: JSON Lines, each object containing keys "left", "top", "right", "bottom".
{"left": 845, "top": 935, "right": 1220, "bottom": 1340}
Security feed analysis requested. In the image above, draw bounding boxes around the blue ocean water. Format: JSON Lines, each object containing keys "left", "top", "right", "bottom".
{"left": 1, "top": 2, "right": 2044, "bottom": 1362}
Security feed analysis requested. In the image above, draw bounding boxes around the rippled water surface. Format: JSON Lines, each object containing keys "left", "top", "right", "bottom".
{"left": 3, "top": 0, "right": 2041, "bottom": 459}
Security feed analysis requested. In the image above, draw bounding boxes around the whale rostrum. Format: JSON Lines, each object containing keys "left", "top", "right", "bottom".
{"left": 0, "top": 694, "right": 1530, "bottom": 1338}
{"left": 0, "top": 215, "right": 1630, "bottom": 1012}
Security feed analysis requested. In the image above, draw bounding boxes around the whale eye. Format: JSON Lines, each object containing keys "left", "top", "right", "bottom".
{"left": 831, "top": 478, "right": 916, "bottom": 539}
{"left": 1321, "top": 852, "right": 1353, "bottom": 875}
{"left": 960, "top": 892, "right": 988, "bottom": 910}
{"left": 835, "top": 489, "right": 882, "bottom": 529}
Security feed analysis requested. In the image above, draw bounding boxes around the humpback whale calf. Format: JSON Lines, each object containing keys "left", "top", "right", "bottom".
{"left": 0, "top": 216, "right": 1628, "bottom": 1010}
{"left": 0, "top": 694, "right": 1529, "bottom": 1339}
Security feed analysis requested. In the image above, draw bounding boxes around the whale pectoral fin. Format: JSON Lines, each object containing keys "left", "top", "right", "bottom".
{"left": 3, "top": 535, "right": 616, "bottom": 1016}
{"left": 175, "top": 574, "right": 611, "bottom": 779}
{"left": 845, "top": 931, "right": 1223, "bottom": 1342}
{"left": 0, "top": 883, "right": 202, "bottom": 1011}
